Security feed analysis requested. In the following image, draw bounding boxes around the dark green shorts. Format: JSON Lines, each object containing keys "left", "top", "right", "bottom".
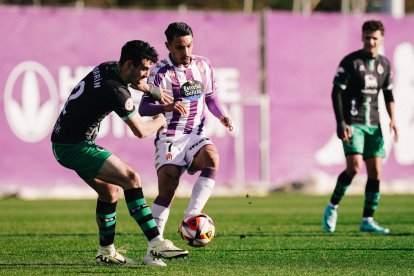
{"left": 52, "top": 140, "right": 112, "bottom": 180}
{"left": 342, "top": 124, "right": 385, "bottom": 160}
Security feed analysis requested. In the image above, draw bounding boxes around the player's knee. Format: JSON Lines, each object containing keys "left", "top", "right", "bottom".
{"left": 159, "top": 186, "right": 177, "bottom": 200}
{"left": 347, "top": 164, "right": 362, "bottom": 177}
{"left": 203, "top": 147, "right": 219, "bottom": 169}
{"left": 158, "top": 170, "right": 180, "bottom": 198}
{"left": 99, "top": 185, "right": 119, "bottom": 203}
{"left": 126, "top": 169, "right": 141, "bottom": 189}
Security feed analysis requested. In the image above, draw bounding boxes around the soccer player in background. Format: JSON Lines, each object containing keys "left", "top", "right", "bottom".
{"left": 322, "top": 20, "right": 398, "bottom": 234}
{"left": 139, "top": 22, "right": 233, "bottom": 266}
{"left": 51, "top": 40, "right": 188, "bottom": 264}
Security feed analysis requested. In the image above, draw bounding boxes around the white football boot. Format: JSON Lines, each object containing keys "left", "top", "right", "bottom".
{"left": 148, "top": 238, "right": 188, "bottom": 260}
{"left": 142, "top": 252, "right": 167, "bottom": 267}
{"left": 95, "top": 244, "right": 135, "bottom": 264}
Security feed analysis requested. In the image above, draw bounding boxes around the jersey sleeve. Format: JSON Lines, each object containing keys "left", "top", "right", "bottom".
{"left": 139, "top": 93, "right": 164, "bottom": 116}
{"left": 333, "top": 57, "right": 350, "bottom": 91}
{"left": 203, "top": 58, "right": 218, "bottom": 97}
{"left": 112, "top": 85, "right": 136, "bottom": 120}
{"left": 382, "top": 58, "right": 394, "bottom": 102}
{"left": 383, "top": 59, "right": 393, "bottom": 91}
{"left": 201, "top": 58, "right": 224, "bottom": 118}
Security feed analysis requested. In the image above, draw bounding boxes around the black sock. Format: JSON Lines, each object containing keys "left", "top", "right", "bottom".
{"left": 330, "top": 171, "right": 352, "bottom": 205}
{"left": 96, "top": 200, "right": 117, "bottom": 246}
{"left": 363, "top": 178, "right": 380, "bottom": 218}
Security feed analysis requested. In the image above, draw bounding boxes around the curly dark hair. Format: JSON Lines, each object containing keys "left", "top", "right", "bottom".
{"left": 119, "top": 40, "right": 158, "bottom": 66}
{"left": 362, "top": 20, "right": 385, "bottom": 35}
{"left": 165, "top": 22, "right": 193, "bottom": 42}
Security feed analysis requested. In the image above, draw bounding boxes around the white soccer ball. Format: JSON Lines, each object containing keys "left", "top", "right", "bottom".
{"left": 179, "top": 213, "right": 215, "bottom": 247}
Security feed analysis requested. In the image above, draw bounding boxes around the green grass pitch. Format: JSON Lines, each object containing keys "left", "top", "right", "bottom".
{"left": 0, "top": 193, "right": 413, "bottom": 275}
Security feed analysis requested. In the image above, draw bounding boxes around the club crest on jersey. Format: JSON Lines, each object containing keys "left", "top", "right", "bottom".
{"left": 377, "top": 64, "right": 384, "bottom": 74}
{"left": 125, "top": 98, "right": 134, "bottom": 111}
{"left": 180, "top": 80, "right": 203, "bottom": 100}
{"left": 165, "top": 152, "right": 173, "bottom": 161}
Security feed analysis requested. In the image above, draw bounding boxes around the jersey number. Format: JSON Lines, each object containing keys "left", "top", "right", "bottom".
{"left": 62, "top": 81, "right": 86, "bottom": 115}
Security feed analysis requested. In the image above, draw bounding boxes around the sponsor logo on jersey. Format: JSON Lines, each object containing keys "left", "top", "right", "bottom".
{"left": 180, "top": 80, "right": 204, "bottom": 100}
{"left": 362, "top": 74, "right": 378, "bottom": 94}
{"left": 350, "top": 99, "right": 358, "bottom": 116}
{"left": 359, "top": 64, "right": 366, "bottom": 72}
{"left": 4, "top": 61, "right": 59, "bottom": 143}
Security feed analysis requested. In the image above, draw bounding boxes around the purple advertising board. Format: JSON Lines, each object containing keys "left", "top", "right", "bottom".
{"left": 0, "top": 6, "right": 260, "bottom": 195}
{"left": 1, "top": 6, "right": 414, "bottom": 197}
{"left": 266, "top": 12, "right": 414, "bottom": 186}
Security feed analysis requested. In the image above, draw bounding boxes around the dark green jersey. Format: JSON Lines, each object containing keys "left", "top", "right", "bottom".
{"left": 333, "top": 50, "right": 392, "bottom": 126}
{"left": 51, "top": 62, "right": 136, "bottom": 144}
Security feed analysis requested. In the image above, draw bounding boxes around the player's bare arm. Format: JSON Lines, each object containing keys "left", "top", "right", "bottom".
{"left": 125, "top": 112, "right": 166, "bottom": 138}
{"left": 385, "top": 101, "right": 399, "bottom": 142}
{"left": 219, "top": 116, "right": 233, "bottom": 131}
{"left": 133, "top": 82, "right": 173, "bottom": 104}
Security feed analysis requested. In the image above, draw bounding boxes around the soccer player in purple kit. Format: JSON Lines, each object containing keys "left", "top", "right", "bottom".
{"left": 51, "top": 40, "right": 187, "bottom": 264}
{"left": 139, "top": 22, "right": 233, "bottom": 266}
{"left": 322, "top": 20, "right": 399, "bottom": 234}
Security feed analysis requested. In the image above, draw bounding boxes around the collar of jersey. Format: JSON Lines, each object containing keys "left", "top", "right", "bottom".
{"left": 360, "top": 49, "right": 379, "bottom": 61}
{"left": 112, "top": 63, "right": 128, "bottom": 85}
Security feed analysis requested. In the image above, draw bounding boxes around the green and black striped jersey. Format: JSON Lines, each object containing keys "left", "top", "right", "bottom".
{"left": 333, "top": 50, "right": 392, "bottom": 126}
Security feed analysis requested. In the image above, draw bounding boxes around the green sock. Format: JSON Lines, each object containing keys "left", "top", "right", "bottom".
{"left": 124, "top": 188, "right": 160, "bottom": 241}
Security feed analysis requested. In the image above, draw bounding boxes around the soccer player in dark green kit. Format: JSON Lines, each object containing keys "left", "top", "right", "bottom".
{"left": 51, "top": 40, "right": 188, "bottom": 264}
{"left": 322, "top": 20, "right": 399, "bottom": 234}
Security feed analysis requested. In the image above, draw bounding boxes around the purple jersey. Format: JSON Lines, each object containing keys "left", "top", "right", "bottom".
{"left": 143, "top": 54, "right": 223, "bottom": 138}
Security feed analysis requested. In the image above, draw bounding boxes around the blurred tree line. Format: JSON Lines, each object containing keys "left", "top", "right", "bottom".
{"left": 1, "top": 0, "right": 413, "bottom": 13}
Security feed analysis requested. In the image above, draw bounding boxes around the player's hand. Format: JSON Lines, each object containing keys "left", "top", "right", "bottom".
{"left": 163, "top": 101, "right": 187, "bottom": 115}
{"left": 336, "top": 121, "right": 352, "bottom": 142}
{"left": 220, "top": 116, "right": 233, "bottom": 131}
{"left": 159, "top": 89, "right": 173, "bottom": 104}
{"left": 390, "top": 120, "right": 399, "bottom": 143}
{"left": 148, "top": 84, "right": 173, "bottom": 104}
